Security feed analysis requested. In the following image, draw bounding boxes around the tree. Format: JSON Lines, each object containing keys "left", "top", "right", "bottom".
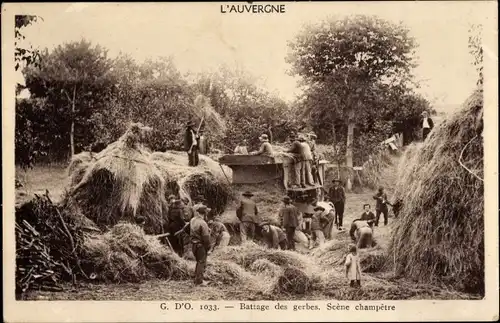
{"left": 468, "top": 24, "right": 483, "bottom": 86}
{"left": 23, "top": 40, "right": 116, "bottom": 158}
{"left": 288, "top": 15, "right": 420, "bottom": 189}
{"left": 15, "top": 15, "right": 42, "bottom": 71}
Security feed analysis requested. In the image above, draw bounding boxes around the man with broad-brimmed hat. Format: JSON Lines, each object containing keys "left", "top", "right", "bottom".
{"left": 250, "top": 134, "right": 274, "bottom": 157}
{"left": 236, "top": 191, "right": 259, "bottom": 242}
{"left": 184, "top": 120, "right": 199, "bottom": 167}
{"left": 329, "top": 179, "right": 346, "bottom": 230}
{"left": 279, "top": 195, "right": 300, "bottom": 250}
{"left": 207, "top": 213, "right": 230, "bottom": 253}
{"left": 190, "top": 204, "right": 211, "bottom": 286}
{"left": 259, "top": 221, "right": 287, "bottom": 250}
{"left": 311, "top": 205, "right": 329, "bottom": 248}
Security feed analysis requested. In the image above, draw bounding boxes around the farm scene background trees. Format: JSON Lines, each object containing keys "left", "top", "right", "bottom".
{"left": 16, "top": 14, "right": 431, "bottom": 170}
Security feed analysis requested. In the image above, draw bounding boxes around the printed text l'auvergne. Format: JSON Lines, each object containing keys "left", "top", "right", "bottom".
{"left": 221, "top": 4, "right": 286, "bottom": 14}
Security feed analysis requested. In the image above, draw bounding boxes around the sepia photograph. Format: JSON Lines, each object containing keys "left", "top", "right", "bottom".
{"left": 2, "top": 1, "right": 498, "bottom": 322}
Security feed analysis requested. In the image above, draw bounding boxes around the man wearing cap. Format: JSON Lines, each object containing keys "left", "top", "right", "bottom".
{"left": 250, "top": 134, "right": 274, "bottom": 157}
{"left": 207, "top": 215, "right": 231, "bottom": 252}
{"left": 167, "top": 199, "right": 187, "bottom": 256}
{"left": 329, "top": 179, "right": 346, "bottom": 230}
{"left": 260, "top": 222, "right": 288, "bottom": 250}
{"left": 190, "top": 205, "right": 211, "bottom": 286}
{"left": 184, "top": 120, "right": 199, "bottom": 167}
{"left": 298, "top": 135, "right": 315, "bottom": 187}
{"left": 236, "top": 191, "right": 259, "bottom": 242}
{"left": 287, "top": 133, "right": 305, "bottom": 188}
{"left": 279, "top": 196, "right": 300, "bottom": 251}
{"left": 349, "top": 219, "right": 375, "bottom": 249}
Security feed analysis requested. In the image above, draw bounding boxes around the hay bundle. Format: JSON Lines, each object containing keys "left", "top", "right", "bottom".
{"left": 203, "top": 260, "right": 250, "bottom": 286}
{"left": 273, "top": 266, "right": 313, "bottom": 295}
{"left": 151, "top": 151, "right": 232, "bottom": 214}
{"left": 249, "top": 258, "right": 283, "bottom": 276}
{"left": 68, "top": 152, "right": 95, "bottom": 187}
{"left": 213, "top": 242, "right": 312, "bottom": 271}
{"left": 68, "top": 124, "right": 168, "bottom": 234}
{"left": 81, "top": 222, "right": 191, "bottom": 282}
{"left": 388, "top": 87, "right": 484, "bottom": 294}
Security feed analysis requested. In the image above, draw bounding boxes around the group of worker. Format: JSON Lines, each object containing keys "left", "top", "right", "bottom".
{"left": 235, "top": 132, "right": 322, "bottom": 188}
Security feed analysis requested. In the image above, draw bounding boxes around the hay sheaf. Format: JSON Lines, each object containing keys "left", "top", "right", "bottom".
{"left": 151, "top": 152, "right": 233, "bottom": 215}
{"left": 388, "top": 87, "right": 484, "bottom": 294}
{"left": 68, "top": 125, "right": 168, "bottom": 234}
{"left": 81, "top": 222, "right": 190, "bottom": 283}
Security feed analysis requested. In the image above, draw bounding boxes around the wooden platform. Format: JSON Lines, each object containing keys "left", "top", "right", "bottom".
{"left": 286, "top": 184, "right": 323, "bottom": 192}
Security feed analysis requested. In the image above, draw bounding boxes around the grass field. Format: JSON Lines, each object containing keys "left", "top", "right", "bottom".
{"left": 15, "top": 158, "right": 476, "bottom": 301}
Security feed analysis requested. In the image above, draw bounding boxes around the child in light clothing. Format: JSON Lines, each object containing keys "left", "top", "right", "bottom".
{"left": 345, "top": 244, "right": 362, "bottom": 287}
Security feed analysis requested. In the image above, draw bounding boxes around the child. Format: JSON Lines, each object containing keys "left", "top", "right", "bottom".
{"left": 345, "top": 244, "right": 362, "bottom": 288}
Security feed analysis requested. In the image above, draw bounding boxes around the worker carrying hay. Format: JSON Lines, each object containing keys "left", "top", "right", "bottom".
{"left": 312, "top": 199, "right": 336, "bottom": 240}
{"left": 349, "top": 219, "right": 375, "bottom": 249}
{"left": 279, "top": 196, "right": 300, "bottom": 251}
{"left": 190, "top": 205, "right": 211, "bottom": 286}
{"left": 250, "top": 134, "right": 274, "bottom": 157}
{"left": 236, "top": 191, "right": 259, "bottom": 242}
{"left": 345, "top": 244, "right": 362, "bottom": 288}
{"left": 207, "top": 215, "right": 230, "bottom": 253}
{"left": 259, "top": 221, "right": 288, "bottom": 250}
{"left": 373, "top": 187, "right": 389, "bottom": 226}
{"left": 311, "top": 206, "right": 330, "bottom": 248}
{"left": 329, "top": 179, "right": 346, "bottom": 230}
{"left": 184, "top": 120, "right": 199, "bottom": 167}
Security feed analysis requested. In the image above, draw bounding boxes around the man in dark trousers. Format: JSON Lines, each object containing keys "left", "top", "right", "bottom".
{"left": 360, "top": 204, "right": 376, "bottom": 222}
{"left": 184, "top": 120, "right": 199, "bottom": 166}
{"left": 373, "top": 187, "right": 389, "bottom": 226}
{"left": 329, "top": 179, "right": 346, "bottom": 230}
{"left": 421, "top": 111, "right": 434, "bottom": 141}
{"left": 287, "top": 133, "right": 305, "bottom": 188}
{"left": 260, "top": 221, "right": 288, "bottom": 250}
{"left": 167, "top": 199, "right": 187, "bottom": 256}
{"left": 279, "top": 196, "right": 300, "bottom": 250}
{"left": 236, "top": 191, "right": 259, "bottom": 242}
{"left": 190, "top": 205, "right": 211, "bottom": 286}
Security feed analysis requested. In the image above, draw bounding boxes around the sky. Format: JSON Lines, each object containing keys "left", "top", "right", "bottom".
{"left": 14, "top": 2, "right": 492, "bottom": 108}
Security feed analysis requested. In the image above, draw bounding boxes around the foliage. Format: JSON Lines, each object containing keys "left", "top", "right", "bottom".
{"left": 287, "top": 15, "right": 428, "bottom": 165}
{"left": 15, "top": 15, "right": 42, "bottom": 71}
{"left": 468, "top": 24, "right": 483, "bottom": 86}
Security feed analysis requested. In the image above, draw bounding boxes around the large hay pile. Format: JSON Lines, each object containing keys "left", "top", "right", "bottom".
{"left": 67, "top": 124, "right": 232, "bottom": 233}
{"left": 388, "top": 87, "right": 484, "bottom": 294}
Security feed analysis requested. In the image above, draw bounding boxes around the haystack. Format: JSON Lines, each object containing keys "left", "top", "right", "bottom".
{"left": 81, "top": 222, "right": 191, "bottom": 283}
{"left": 388, "top": 87, "right": 484, "bottom": 294}
{"left": 273, "top": 266, "right": 313, "bottom": 295}
{"left": 68, "top": 123, "right": 168, "bottom": 234}
{"left": 151, "top": 151, "right": 232, "bottom": 215}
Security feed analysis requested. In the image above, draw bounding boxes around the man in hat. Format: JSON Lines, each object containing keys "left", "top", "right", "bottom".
{"left": 314, "top": 199, "right": 336, "bottom": 240}
{"left": 167, "top": 199, "right": 187, "bottom": 256}
{"left": 421, "top": 111, "right": 434, "bottom": 141}
{"left": 181, "top": 197, "right": 196, "bottom": 222}
{"left": 298, "top": 135, "right": 315, "bottom": 187}
{"left": 349, "top": 219, "right": 375, "bottom": 249}
{"left": 184, "top": 120, "right": 199, "bottom": 167}
{"left": 308, "top": 133, "right": 322, "bottom": 185}
{"left": 311, "top": 206, "right": 330, "bottom": 247}
{"left": 207, "top": 214, "right": 231, "bottom": 252}
{"left": 373, "top": 187, "right": 389, "bottom": 226}
{"left": 287, "top": 133, "right": 305, "bottom": 188}
{"left": 234, "top": 139, "right": 249, "bottom": 155}
{"left": 190, "top": 205, "right": 211, "bottom": 286}
{"left": 279, "top": 196, "right": 300, "bottom": 250}
{"left": 260, "top": 222, "right": 288, "bottom": 250}
{"left": 236, "top": 191, "right": 259, "bottom": 242}
{"left": 329, "top": 179, "right": 346, "bottom": 230}
{"left": 250, "top": 134, "right": 274, "bottom": 157}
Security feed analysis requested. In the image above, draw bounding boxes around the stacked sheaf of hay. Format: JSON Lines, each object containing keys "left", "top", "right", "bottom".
{"left": 67, "top": 123, "right": 232, "bottom": 233}
{"left": 388, "top": 87, "right": 484, "bottom": 295}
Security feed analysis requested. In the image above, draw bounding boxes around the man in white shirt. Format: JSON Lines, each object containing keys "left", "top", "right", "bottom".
{"left": 421, "top": 111, "right": 434, "bottom": 141}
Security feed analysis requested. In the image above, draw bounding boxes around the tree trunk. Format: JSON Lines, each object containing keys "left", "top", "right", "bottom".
{"left": 345, "top": 121, "right": 355, "bottom": 191}
{"left": 69, "top": 85, "right": 76, "bottom": 158}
